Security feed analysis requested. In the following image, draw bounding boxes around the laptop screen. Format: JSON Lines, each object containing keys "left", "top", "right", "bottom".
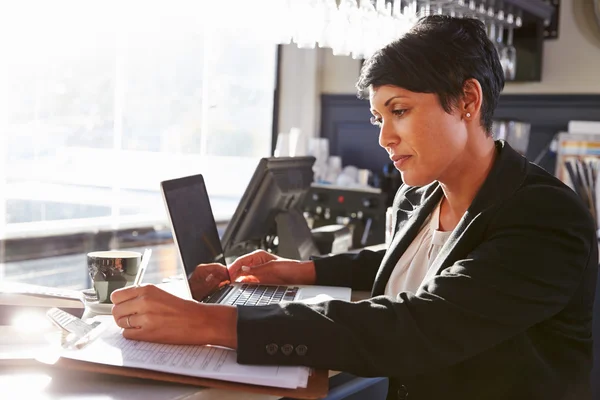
{"left": 160, "top": 174, "right": 227, "bottom": 280}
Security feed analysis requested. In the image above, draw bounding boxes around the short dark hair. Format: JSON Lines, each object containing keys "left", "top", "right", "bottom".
{"left": 356, "top": 15, "right": 505, "bottom": 134}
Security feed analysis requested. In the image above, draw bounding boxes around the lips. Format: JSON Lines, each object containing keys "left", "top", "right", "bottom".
{"left": 391, "top": 155, "right": 412, "bottom": 168}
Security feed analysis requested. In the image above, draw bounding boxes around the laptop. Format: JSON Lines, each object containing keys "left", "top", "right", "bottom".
{"left": 159, "top": 173, "right": 351, "bottom": 306}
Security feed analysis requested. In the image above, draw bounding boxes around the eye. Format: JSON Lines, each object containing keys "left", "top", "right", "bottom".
{"left": 392, "top": 109, "right": 407, "bottom": 117}
{"left": 370, "top": 116, "right": 382, "bottom": 127}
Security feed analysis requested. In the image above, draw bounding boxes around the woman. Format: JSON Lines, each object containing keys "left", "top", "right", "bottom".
{"left": 111, "top": 16, "right": 597, "bottom": 400}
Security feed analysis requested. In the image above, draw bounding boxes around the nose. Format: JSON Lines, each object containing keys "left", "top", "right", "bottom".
{"left": 378, "top": 120, "right": 398, "bottom": 151}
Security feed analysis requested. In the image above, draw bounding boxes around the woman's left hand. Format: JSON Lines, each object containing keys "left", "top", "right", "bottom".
{"left": 111, "top": 284, "right": 237, "bottom": 347}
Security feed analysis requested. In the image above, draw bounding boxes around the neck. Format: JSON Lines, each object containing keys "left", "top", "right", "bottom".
{"left": 438, "top": 134, "right": 497, "bottom": 222}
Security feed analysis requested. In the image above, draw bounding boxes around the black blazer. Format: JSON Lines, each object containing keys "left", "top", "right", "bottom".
{"left": 236, "top": 141, "right": 598, "bottom": 400}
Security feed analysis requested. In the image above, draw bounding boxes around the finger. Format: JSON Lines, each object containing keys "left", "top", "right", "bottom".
{"left": 227, "top": 257, "right": 253, "bottom": 278}
{"left": 121, "top": 320, "right": 157, "bottom": 342}
{"left": 112, "top": 297, "right": 143, "bottom": 322}
{"left": 122, "top": 326, "right": 145, "bottom": 340}
{"left": 228, "top": 249, "right": 270, "bottom": 268}
{"left": 228, "top": 250, "right": 272, "bottom": 277}
{"left": 111, "top": 284, "right": 144, "bottom": 305}
{"left": 231, "top": 260, "right": 275, "bottom": 281}
{"left": 192, "top": 263, "right": 230, "bottom": 281}
{"left": 116, "top": 314, "right": 141, "bottom": 330}
{"left": 111, "top": 285, "right": 154, "bottom": 321}
{"left": 234, "top": 275, "right": 260, "bottom": 284}
{"left": 234, "top": 271, "right": 272, "bottom": 283}
{"left": 188, "top": 267, "right": 225, "bottom": 295}
{"left": 194, "top": 263, "right": 226, "bottom": 274}
{"left": 206, "top": 266, "right": 230, "bottom": 281}
{"left": 193, "top": 273, "right": 221, "bottom": 288}
{"left": 230, "top": 265, "right": 254, "bottom": 281}
{"left": 188, "top": 278, "right": 219, "bottom": 301}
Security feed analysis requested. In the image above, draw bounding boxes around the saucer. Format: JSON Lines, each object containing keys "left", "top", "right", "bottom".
{"left": 85, "top": 301, "right": 114, "bottom": 315}
{"left": 81, "top": 289, "right": 113, "bottom": 315}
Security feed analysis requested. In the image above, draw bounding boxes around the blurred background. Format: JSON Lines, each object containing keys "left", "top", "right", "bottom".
{"left": 1, "top": 0, "right": 599, "bottom": 290}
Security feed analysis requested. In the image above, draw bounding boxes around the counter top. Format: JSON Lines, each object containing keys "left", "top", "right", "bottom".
{"left": 0, "top": 290, "right": 371, "bottom": 400}
{"left": 0, "top": 238, "right": 384, "bottom": 399}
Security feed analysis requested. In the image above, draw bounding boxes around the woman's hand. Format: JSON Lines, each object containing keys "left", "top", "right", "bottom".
{"left": 188, "top": 263, "right": 230, "bottom": 301}
{"left": 110, "top": 284, "right": 237, "bottom": 347}
{"left": 228, "top": 250, "right": 316, "bottom": 285}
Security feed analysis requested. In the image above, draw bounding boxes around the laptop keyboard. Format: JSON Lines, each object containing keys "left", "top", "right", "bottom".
{"left": 223, "top": 284, "right": 299, "bottom": 306}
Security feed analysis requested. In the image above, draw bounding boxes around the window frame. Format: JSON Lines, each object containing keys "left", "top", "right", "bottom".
{"left": 1, "top": 45, "right": 282, "bottom": 263}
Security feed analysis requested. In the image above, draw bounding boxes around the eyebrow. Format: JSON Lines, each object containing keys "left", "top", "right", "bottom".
{"left": 370, "top": 95, "right": 409, "bottom": 114}
{"left": 384, "top": 95, "right": 407, "bottom": 106}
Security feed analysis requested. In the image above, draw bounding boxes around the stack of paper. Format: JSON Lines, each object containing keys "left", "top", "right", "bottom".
{"left": 60, "top": 318, "right": 310, "bottom": 390}
{"left": 555, "top": 132, "right": 600, "bottom": 232}
{"left": 0, "top": 282, "right": 85, "bottom": 325}
{"left": 568, "top": 120, "right": 600, "bottom": 135}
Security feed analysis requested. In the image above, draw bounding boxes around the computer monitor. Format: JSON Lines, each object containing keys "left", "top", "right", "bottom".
{"left": 221, "top": 156, "right": 319, "bottom": 261}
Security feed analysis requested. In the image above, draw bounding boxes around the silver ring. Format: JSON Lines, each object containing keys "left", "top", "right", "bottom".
{"left": 126, "top": 315, "right": 132, "bottom": 329}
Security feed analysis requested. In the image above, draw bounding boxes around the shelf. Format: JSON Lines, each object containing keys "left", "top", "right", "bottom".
{"left": 501, "top": 0, "right": 555, "bottom": 21}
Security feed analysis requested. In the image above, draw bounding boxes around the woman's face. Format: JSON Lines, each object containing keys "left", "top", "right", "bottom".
{"left": 370, "top": 85, "right": 469, "bottom": 187}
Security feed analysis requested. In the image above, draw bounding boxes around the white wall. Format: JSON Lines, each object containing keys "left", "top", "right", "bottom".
{"left": 319, "top": 49, "right": 362, "bottom": 95}
{"left": 276, "top": 45, "right": 322, "bottom": 155}
{"left": 276, "top": 45, "right": 362, "bottom": 147}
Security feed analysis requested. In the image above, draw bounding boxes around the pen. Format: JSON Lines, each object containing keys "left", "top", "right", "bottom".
{"left": 73, "top": 322, "right": 108, "bottom": 350}
{"left": 133, "top": 248, "right": 152, "bottom": 287}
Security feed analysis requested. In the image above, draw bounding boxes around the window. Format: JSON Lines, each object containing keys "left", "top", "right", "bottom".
{"left": 1, "top": 3, "right": 277, "bottom": 236}
{"left": 0, "top": 3, "right": 278, "bottom": 287}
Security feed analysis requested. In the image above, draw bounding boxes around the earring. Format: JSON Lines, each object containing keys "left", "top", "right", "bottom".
{"left": 465, "top": 112, "right": 471, "bottom": 118}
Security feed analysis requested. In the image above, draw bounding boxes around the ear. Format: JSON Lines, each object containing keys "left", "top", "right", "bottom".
{"left": 460, "top": 78, "right": 483, "bottom": 120}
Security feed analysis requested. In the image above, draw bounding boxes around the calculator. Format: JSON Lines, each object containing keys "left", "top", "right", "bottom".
{"left": 46, "top": 307, "right": 95, "bottom": 338}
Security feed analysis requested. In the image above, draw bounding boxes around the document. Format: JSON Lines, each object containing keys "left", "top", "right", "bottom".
{"left": 60, "top": 318, "right": 310, "bottom": 389}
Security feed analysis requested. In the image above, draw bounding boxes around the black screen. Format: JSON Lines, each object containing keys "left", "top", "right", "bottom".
{"left": 220, "top": 156, "right": 317, "bottom": 259}
{"left": 161, "top": 175, "right": 225, "bottom": 278}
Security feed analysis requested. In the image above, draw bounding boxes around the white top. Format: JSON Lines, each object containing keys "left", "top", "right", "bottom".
{"left": 384, "top": 201, "right": 454, "bottom": 296}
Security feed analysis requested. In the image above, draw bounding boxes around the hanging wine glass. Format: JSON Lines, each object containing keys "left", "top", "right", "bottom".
{"left": 468, "top": 0, "right": 477, "bottom": 17}
{"left": 293, "top": 0, "right": 322, "bottom": 48}
{"left": 405, "top": 0, "right": 419, "bottom": 23}
{"left": 493, "top": 9, "right": 509, "bottom": 79}
{"left": 364, "top": 0, "right": 381, "bottom": 58}
{"left": 422, "top": 1, "right": 431, "bottom": 17}
{"left": 330, "top": 0, "right": 357, "bottom": 56}
{"left": 389, "top": 0, "right": 410, "bottom": 42}
{"left": 371, "top": 0, "right": 393, "bottom": 55}
{"left": 502, "top": 23, "right": 517, "bottom": 80}
{"left": 350, "top": 0, "right": 376, "bottom": 60}
{"left": 270, "top": 0, "right": 294, "bottom": 45}
{"left": 317, "top": 0, "right": 339, "bottom": 49}
{"left": 487, "top": 7, "right": 503, "bottom": 56}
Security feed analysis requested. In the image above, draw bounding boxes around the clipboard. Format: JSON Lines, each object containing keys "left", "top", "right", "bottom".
{"left": 46, "top": 357, "right": 329, "bottom": 399}
{"left": 34, "top": 312, "right": 329, "bottom": 399}
{"left": 0, "top": 356, "right": 329, "bottom": 399}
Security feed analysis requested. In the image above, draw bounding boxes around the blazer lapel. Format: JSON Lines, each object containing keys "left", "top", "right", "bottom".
{"left": 371, "top": 185, "right": 444, "bottom": 296}
{"left": 418, "top": 140, "right": 528, "bottom": 290}
{"left": 418, "top": 210, "right": 482, "bottom": 289}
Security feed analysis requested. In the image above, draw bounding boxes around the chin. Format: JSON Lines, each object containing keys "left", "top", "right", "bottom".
{"left": 400, "top": 171, "right": 436, "bottom": 188}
